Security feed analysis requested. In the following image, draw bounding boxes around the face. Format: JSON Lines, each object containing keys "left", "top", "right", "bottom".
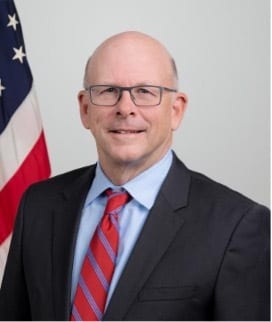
{"left": 79, "top": 33, "right": 187, "bottom": 175}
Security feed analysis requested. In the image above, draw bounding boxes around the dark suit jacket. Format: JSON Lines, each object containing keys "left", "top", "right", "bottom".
{"left": 0, "top": 155, "right": 270, "bottom": 321}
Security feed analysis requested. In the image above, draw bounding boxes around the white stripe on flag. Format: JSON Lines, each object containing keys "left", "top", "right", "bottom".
{"left": 0, "top": 234, "right": 12, "bottom": 284}
{"left": 0, "top": 86, "right": 43, "bottom": 190}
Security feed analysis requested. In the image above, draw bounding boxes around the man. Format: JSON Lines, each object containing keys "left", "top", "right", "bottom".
{"left": 0, "top": 31, "right": 270, "bottom": 321}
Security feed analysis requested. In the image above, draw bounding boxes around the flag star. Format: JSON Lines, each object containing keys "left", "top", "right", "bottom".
{"left": 7, "top": 13, "right": 19, "bottom": 31}
{"left": 12, "top": 46, "right": 26, "bottom": 63}
{"left": 0, "top": 79, "right": 6, "bottom": 96}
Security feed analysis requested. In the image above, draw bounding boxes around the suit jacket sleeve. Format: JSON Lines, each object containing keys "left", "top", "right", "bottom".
{"left": 213, "top": 203, "right": 270, "bottom": 320}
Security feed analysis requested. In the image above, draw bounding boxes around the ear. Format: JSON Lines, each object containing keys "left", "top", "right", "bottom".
{"left": 78, "top": 90, "right": 90, "bottom": 129}
{"left": 171, "top": 91, "right": 188, "bottom": 131}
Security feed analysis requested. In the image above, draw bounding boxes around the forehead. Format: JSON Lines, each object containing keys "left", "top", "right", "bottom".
{"left": 86, "top": 35, "right": 174, "bottom": 85}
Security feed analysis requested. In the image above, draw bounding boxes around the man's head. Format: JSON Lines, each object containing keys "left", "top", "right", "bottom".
{"left": 78, "top": 31, "right": 187, "bottom": 184}
{"left": 83, "top": 31, "right": 179, "bottom": 89}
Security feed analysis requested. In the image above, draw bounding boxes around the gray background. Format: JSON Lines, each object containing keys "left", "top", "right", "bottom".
{"left": 15, "top": 0, "right": 270, "bottom": 207}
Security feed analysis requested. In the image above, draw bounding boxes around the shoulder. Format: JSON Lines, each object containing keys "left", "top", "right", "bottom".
{"left": 170, "top": 153, "right": 269, "bottom": 215}
{"left": 24, "top": 164, "right": 96, "bottom": 198}
{"left": 191, "top": 169, "right": 268, "bottom": 211}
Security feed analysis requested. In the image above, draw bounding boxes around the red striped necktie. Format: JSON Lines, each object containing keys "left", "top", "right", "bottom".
{"left": 71, "top": 189, "right": 130, "bottom": 321}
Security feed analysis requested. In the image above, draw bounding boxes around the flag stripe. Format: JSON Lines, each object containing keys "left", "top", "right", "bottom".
{"left": 0, "top": 234, "right": 11, "bottom": 284}
{"left": 0, "top": 86, "right": 43, "bottom": 190}
{"left": 0, "top": 131, "right": 50, "bottom": 244}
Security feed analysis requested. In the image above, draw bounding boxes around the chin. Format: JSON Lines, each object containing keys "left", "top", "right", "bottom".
{"left": 114, "top": 154, "right": 143, "bottom": 165}
{"left": 110, "top": 150, "right": 147, "bottom": 166}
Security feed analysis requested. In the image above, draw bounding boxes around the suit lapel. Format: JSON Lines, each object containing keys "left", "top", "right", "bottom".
{"left": 51, "top": 166, "right": 96, "bottom": 320}
{"left": 103, "top": 156, "right": 191, "bottom": 320}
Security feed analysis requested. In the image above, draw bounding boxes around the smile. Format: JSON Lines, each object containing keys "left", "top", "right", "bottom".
{"left": 109, "top": 129, "right": 145, "bottom": 134}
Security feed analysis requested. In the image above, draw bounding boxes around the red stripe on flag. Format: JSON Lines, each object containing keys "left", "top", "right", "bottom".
{"left": 0, "top": 131, "right": 50, "bottom": 243}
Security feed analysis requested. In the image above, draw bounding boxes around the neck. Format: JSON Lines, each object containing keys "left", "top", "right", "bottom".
{"left": 103, "top": 167, "right": 141, "bottom": 186}
{"left": 99, "top": 152, "right": 170, "bottom": 186}
{"left": 99, "top": 161, "right": 150, "bottom": 186}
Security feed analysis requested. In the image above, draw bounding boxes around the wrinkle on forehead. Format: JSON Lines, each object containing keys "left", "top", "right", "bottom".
{"left": 83, "top": 31, "right": 178, "bottom": 88}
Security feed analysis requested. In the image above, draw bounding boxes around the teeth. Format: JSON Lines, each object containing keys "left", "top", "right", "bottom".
{"left": 114, "top": 130, "right": 141, "bottom": 134}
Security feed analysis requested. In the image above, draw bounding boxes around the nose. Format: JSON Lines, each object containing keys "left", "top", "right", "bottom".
{"left": 115, "top": 90, "right": 137, "bottom": 117}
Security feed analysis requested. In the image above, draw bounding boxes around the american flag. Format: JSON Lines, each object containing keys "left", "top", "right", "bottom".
{"left": 0, "top": 0, "right": 51, "bottom": 284}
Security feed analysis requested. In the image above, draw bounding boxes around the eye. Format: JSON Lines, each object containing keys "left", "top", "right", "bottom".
{"left": 90, "top": 86, "right": 117, "bottom": 94}
{"left": 100, "top": 87, "right": 118, "bottom": 95}
{"left": 135, "top": 87, "right": 155, "bottom": 96}
{"left": 104, "top": 87, "right": 116, "bottom": 93}
{"left": 139, "top": 87, "right": 149, "bottom": 93}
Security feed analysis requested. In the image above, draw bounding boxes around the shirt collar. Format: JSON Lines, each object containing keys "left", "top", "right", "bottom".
{"left": 85, "top": 150, "right": 173, "bottom": 210}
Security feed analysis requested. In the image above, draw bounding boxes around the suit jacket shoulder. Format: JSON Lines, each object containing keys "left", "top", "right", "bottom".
{"left": 27, "top": 164, "right": 95, "bottom": 195}
{"left": 164, "top": 153, "right": 268, "bottom": 213}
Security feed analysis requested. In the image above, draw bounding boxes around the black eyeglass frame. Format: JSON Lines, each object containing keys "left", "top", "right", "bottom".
{"left": 84, "top": 85, "right": 178, "bottom": 107}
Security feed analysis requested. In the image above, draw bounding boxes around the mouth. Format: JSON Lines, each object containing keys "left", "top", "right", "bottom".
{"left": 109, "top": 129, "right": 145, "bottom": 134}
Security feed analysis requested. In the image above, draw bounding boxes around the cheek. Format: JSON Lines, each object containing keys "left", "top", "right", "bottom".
{"left": 157, "top": 110, "right": 173, "bottom": 133}
{"left": 88, "top": 115, "right": 100, "bottom": 137}
{"left": 88, "top": 110, "right": 110, "bottom": 140}
{"left": 142, "top": 109, "right": 170, "bottom": 133}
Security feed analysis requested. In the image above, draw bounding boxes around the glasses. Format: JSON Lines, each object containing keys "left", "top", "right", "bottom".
{"left": 85, "top": 85, "right": 177, "bottom": 107}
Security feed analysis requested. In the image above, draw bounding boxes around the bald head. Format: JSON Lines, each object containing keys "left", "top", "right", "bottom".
{"left": 83, "top": 31, "right": 178, "bottom": 88}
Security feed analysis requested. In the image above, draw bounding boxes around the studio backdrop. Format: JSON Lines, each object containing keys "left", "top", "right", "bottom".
{"left": 16, "top": 0, "right": 270, "bottom": 207}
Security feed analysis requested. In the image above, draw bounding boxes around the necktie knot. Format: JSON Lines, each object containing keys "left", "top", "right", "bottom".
{"left": 104, "top": 188, "right": 131, "bottom": 217}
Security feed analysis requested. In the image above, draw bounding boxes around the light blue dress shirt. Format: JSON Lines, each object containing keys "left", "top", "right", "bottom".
{"left": 71, "top": 150, "right": 173, "bottom": 307}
